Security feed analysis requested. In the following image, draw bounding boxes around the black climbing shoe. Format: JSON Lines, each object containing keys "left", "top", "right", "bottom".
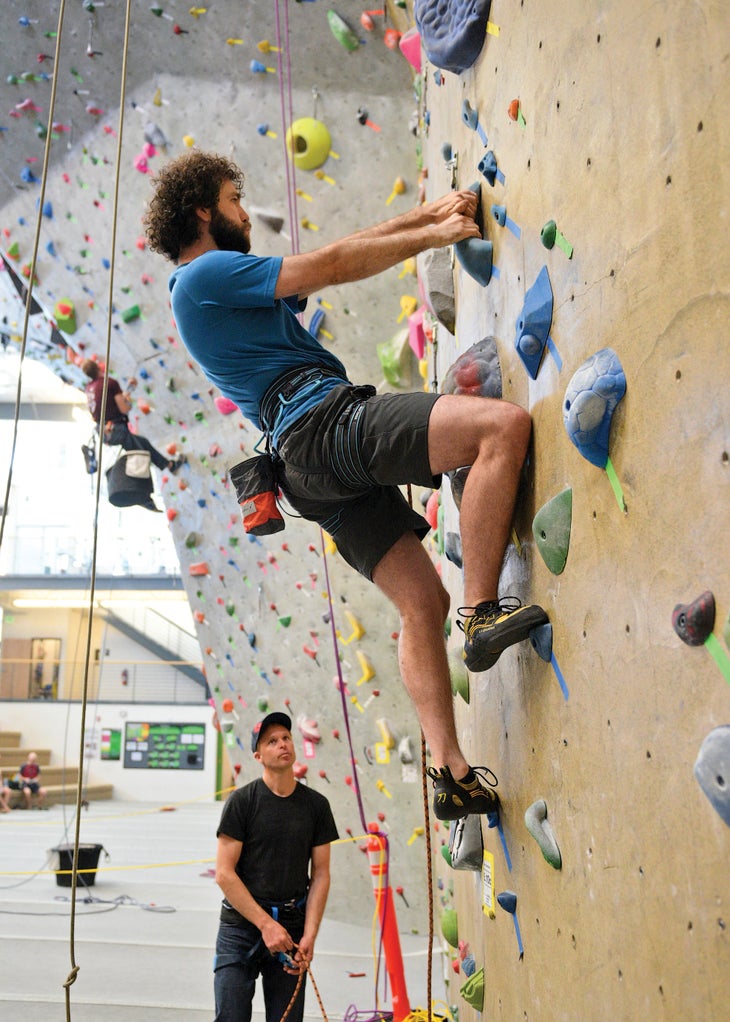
{"left": 427, "top": 765, "right": 500, "bottom": 825}
{"left": 458, "top": 598, "right": 548, "bottom": 672}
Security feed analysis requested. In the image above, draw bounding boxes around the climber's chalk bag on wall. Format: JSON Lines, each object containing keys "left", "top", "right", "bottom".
{"left": 229, "top": 454, "right": 285, "bottom": 536}
{"left": 106, "top": 450, "right": 153, "bottom": 508}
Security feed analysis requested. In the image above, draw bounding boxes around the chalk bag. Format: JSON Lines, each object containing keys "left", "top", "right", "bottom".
{"left": 230, "top": 454, "right": 285, "bottom": 536}
{"left": 106, "top": 451, "right": 153, "bottom": 508}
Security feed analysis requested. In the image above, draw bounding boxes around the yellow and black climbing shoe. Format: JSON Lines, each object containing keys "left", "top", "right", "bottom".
{"left": 427, "top": 765, "right": 500, "bottom": 825}
{"left": 458, "top": 598, "right": 548, "bottom": 672}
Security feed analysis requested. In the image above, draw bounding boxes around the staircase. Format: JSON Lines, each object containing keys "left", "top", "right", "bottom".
{"left": 0, "top": 731, "right": 113, "bottom": 807}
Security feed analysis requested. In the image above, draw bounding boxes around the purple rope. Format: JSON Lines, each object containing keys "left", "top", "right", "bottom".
{"left": 274, "top": 0, "right": 301, "bottom": 256}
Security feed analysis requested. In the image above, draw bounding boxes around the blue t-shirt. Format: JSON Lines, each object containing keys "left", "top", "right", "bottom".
{"left": 168, "top": 250, "right": 348, "bottom": 443}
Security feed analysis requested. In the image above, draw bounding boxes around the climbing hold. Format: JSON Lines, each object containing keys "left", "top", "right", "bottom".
{"left": 514, "top": 266, "right": 553, "bottom": 380}
{"left": 541, "top": 219, "right": 573, "bottom": 258}
{"left": 507, "top": 97, "right": 526, "bottom": 127}
{"left": 188, "top": 562, "right": 210, "bottom": 576}
{"left": 497, "top": 890, "right": 524, "bottom": 956}
{"left": 418, "top": 247, "right": 455, "bottom": 334}
{"left": 386, "top": 176, "right": 406, "bottom": 206}
{"left": 461, "top": 99, "right": 487, "bottom": 145}
{"left": 415, "top": 0, "right": 492, "bottom": 74}
{"left": 524, "top": 799, "right": 562, "bottom": 869}
{"left": 448, "top": 814, "right": 483, "bottom": 870}
{"left": 532, "top": 488, "right": 572, "bottom": 575}
{"left": 285, "top": 117, "right": 332, "bottom": 171}
{"left": 459, "top": 966, "right": 484, "bottom": 1011}
{"left": 672, "top": 591, "right": 715, "bottom": 646}
{"left": 444, "top": 531, "right": 463, "bottom": 569}
{"left": 214, "top": 395, "right": 238, "bottom": 415}
{"left": 477, "top": 149, "right": 504, "bottom": 186}
{"left": 53, "top": 299, "right": 77, "bottom": 334}
{"left": 563, "top": 348, "right": 626, "bottom": 468}
{"left": 440, "top": 908, "right": 459, "bottom": 948}
{"left": 327, "top": 10, "right": 360, "bottom": 51}
{"left": 399, "top": 26, "right": 422, "bottom": 72}
{"left": 356, "top": 650, "right": 375, "bottom": 685}
{"left": 529, "top": 622, "right": 553, "bottom": 662}
{"left": 448, "top": 650, "right": 469, "bottom": 703}
{"left": 454, "top": 236, "right": 493, "bottom": 286}
{"left": 694, "top": 725, "right": 730, "bottom": 826}
{"left": 424, "top": 491, "right": 439, "bottom": 531}
{"left": 441, "top": 336, "right": 502, "bottom": 400}
{"left": 121, "top": 304, "right": 141, "bottom": 323}
{"left": 297, "top": 714, "right": 321, "bottom": 743}
{"left": 357, "top": 107, "right": 381, "bottom": 131}
{"left": 250, "top": 60, "right": 276, "bottom": 74}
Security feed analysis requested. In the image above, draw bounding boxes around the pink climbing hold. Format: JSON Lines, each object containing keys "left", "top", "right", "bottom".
{"left": 215, "top": 395, "right": 238, "bottom": 415}
{"left": 399, "top": 26, "right": 422, "bottom": 72}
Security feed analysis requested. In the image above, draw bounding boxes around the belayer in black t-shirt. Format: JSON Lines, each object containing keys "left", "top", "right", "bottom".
{"left": 213, "top": 711, "right": 338, "bottom": 1022}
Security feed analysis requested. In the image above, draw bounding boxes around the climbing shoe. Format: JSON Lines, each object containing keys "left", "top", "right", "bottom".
{"left": 427, "top": 765, "right": 500, "bottom": 825}
{"left": 458, "top": 597, "right": 548, "bottom": 672}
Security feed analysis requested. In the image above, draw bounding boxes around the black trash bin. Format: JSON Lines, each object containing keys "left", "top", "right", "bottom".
{"left": 51, "top": 844, "right": 105, "bottom": 887}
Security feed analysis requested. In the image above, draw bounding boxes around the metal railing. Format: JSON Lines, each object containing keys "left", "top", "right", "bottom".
{"left": 0, "top": 658, "right": 209, "bottom": 704}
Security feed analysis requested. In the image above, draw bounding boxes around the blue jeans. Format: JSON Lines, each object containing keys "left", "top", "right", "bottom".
{"left": 214, "top": 919, "right": 306, "bottom": 1022}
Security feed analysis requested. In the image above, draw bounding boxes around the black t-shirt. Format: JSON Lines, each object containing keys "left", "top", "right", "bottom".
{"left": 217, "top": 778, "right": 338, "bottom": 921}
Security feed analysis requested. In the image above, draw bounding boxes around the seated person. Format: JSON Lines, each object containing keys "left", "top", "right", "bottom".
{"left": 0, "top": 772, "right": 11, "bottom": 812}
{"left": 7, "top": 752, "right": 47, "bottom": 809}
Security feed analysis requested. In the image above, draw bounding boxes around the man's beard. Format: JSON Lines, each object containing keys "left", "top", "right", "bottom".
{"left": 209, "top": 206, "right": 251, "bottom": 254}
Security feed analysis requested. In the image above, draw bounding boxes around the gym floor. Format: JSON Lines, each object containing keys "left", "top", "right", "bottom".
{"left": 0, "top": 799, "right": 446, "bottom": 1021}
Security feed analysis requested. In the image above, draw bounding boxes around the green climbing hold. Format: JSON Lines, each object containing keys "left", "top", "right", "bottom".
{"left": 327, "top": 10, "right": 360, "bottom": 51}
{"left": 532, "top": 487, "right": 572, "bottom": 575}
{"left": 440, "top": 907, "right": 459, "bottom": 948}
{"left": 440, "top": 844, "right": 453, "bottom": 867}
{"left": 278, "top": 616, "right": 292, "bottom": 628}
{"left": 460, "top": 967, "right": 484, "bottom": 1011}
{"left": 121, "top": 304, "right": 141, "bottom": 323}
{"left": 448, "top": 650, "right": 470, "bottom": 704}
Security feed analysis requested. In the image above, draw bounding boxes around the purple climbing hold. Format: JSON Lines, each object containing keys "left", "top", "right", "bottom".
{"left": 672, "top": 591, "right": 716, "bottom": 646}
{"left": 415, "top": 0, "right": 492, "bottom": 75}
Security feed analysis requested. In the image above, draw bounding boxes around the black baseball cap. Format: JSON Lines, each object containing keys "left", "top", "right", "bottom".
{"left": 251, "top": 711, "right": 292, "bottom": 753}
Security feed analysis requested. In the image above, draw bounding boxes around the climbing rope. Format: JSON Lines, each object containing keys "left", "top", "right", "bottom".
{"left": 274, "top": 0, "right": 302, "bottom": 256}
{"left": 278, "top": 946, "right": 329, "bottom": 1022}
{"left": 0, "top": 1, "right": 68, "bottom": 556}
{"left": 420, "top": 733, "right": 434, "bottom": 1022}
{"left": 58, "top": 1, "right": 136, "bottom": 1018}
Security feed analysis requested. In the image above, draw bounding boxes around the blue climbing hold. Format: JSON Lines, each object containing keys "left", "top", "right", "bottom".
{"left": 563, "top": 348, "right": 626, "bottom": 468}
{"left": 478, "top": 150, "right": 498, "bottom": 186}
{"left": 515, "top": 266, "right": 553, "bottom": 380}
{"left": 415, "top": 0, "right": 493, "bottom": 74}
{"left": 529, "top": 623, "right": 553, "bottom": 662}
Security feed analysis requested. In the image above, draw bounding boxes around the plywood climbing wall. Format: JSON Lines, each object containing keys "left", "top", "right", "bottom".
{"left": 420, "top": 1, "right": 730, "bottom": 1018}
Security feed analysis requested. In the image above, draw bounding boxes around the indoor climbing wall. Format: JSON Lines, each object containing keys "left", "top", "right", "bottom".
{"left": 0, "top": 0, "right": 435, "bottom": 930}
{"left": 416, "top": 1, "right": 730, "bottom": 1019}
{"left": 1, "top": 0, "right": 729, "bottom": 1016}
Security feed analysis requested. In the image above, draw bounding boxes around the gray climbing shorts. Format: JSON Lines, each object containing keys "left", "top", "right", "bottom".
{"left": 275, "top": 384, "right": 442, "bottom": 580}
